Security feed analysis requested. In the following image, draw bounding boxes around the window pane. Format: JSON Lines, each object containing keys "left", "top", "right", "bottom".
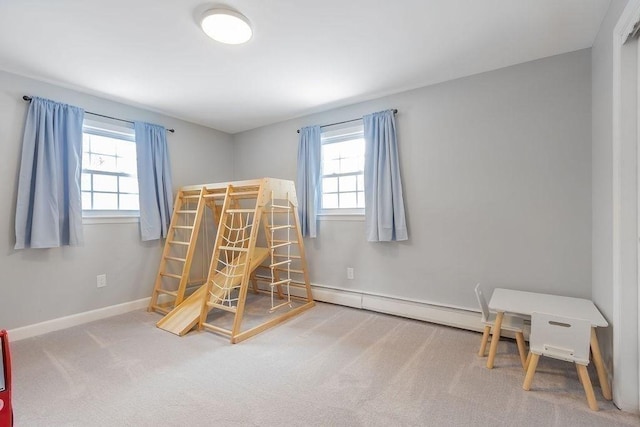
{"left": 117, "top": 140, "right": 136, "bottom": 158}
{"left": 89, "top": 135, "right": 117, "bottom": 155}
{"left": 117, "top": 155, "right": 137, "bottom": 175}
{"left": 342, "top": 139, "right": 364, "bottom": 157}
{"left": 322, "top": 193, "right": 338, "bottom": 209}
{"left": 81, "top": 173, "right": 92, "bottom": 191}
{"left": 82, "top": 124, "right": 139, "bottom": 217}
{"left": 93, "top": 174, "right": 118, "bottom": 192}
{"left": 119, "top": 176, "right": 139, "bottom": 194}
{"left": 322, "top": 159, "right": 339, "bottom": 175}
{"left": 320, "top": 127, "right": 365, "bottom": 213}
{"left": 93, "top": 193, "right": 118, "bottom": 210}
{"left": 82, "top": 192, "right": 92, "bottom": 210}
{"left": 323, "top": 143, "right": 340, "bottom": 160}
{"left": 339, "top": 192, "right": 357, "bottom": 209}
{"left": 90, "top": 154, "right": 117, "bottom": 172}
{"left": 341, "top": 157, "right": 359, "bottom": 173}
{"left": 119, "top": 193, "right": 139, "bottom": 210}
{"left": 322, "top": 177, "right": 338, "bottom": 193}
{"left": 339, "top": 175, "right": 357, "bottom": 192}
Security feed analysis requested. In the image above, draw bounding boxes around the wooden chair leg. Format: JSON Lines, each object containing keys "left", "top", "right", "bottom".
{"left": 515, "top": 331, "right": 527, "bottom": 370}
{"left": 576, "top": 364, "right": 599, "bottom": 411}
{"left": 479, "top": 325, "right": 491, "bottom": 357}
{"left": 523, "top": 353, "right": 540, "bottom": 390}
{"left": 525, "top": 351, "right": 532, "bottom": 370}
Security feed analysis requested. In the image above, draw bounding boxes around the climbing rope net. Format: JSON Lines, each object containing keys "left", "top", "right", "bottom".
{"left": 208, "top": 211, "right": 252, "bottom": 308}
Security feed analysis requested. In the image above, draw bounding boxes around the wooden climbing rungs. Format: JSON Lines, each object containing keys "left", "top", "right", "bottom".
{"left": 148, "top": 187, "right": 207, "bottom": 313}
{"left": 151, "top": 178, "right": 315, "bottom": 343}
{"left": 219, "top": 246, "right": 249, "bottom": 252}
{"left": 226, "top": 208, "right": 256, "bottom": 213}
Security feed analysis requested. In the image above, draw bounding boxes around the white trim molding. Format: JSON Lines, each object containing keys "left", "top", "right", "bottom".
{"left": 296, "top": 283, "right": 526, "bottom": 339}
{"left": 9, "top": 284, "right": 527, "bottom": 343}
{"left": 8, "top": 298, "right": 150, "bottom": 341}
{"left": 612, "top": 0, "right": 640, "bottom": 413}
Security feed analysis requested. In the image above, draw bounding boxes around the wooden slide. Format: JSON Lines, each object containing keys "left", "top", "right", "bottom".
{"left": 156, "top": 247, "right": 269, "bottom": 336}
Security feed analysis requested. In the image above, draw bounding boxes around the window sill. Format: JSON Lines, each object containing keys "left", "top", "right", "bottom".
{"left": 83, "top": 216, "right": 139, "bottom": 225}
{"left": 317, "top": 213, "right": 365, "bottom": 222}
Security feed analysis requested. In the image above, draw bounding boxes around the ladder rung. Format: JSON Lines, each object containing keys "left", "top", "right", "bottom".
{"left": 181, "top": 195, "right": 201, "bottom": 199}
{"left": 270, "top": 260, "right": 292, "bottom": 268}
{"left": 165, "top": 256, "right": 186, "bottom": 262}
{"left": 273, "top": 254, "right": 301, "bottom": 259}
{"left": 219, "top": 246, "right": 249, "bottom": 252}
{"left": 206, "top": 301, "right": 237, "bottom": 313}
{"left": 226, "top": 209, "right": 255, "bottom": 213}
{"left": 155, "top": 289, "right": 178, "bottom": 296}
{"left": 288, "top": 282, "right": 310, "bottom": 289}
{"left": 270, "top": 204, "right": 291, "bottom": 209}
{"left": 268, "top": 225, "right": 294, "bottom": 231}
{"left": 173, "top": 225, "right": 194, "bottom": 229}
{"left": 177, "top": 210, "right": 197, "bottom": 214}
{"left": 273, "top": 239, "right": 298, "bottom": 244}
{"left": 274, "top": 267, "right": 304, "bottom": 274}
{"left": 169, "top": 240, "right": 190, "bottom": 246}
{"left": 269, "top": 301, "right": 292, "bottom": 312}
{"left": 202, "top": 323, "right": 232, "bottom": 335}
{"left": 270, "top": 279, "right": 292, "bottom": 287}
{"left": 160, "top": 273, "right": 183, "bottom": 280}
{"left": 229, "top": 190, "right": 259, "bottom": 197}
{"left": 271, "top": 242, "right": 295, "bottom": 249}
{"left": 203, "top": 193, "right": 226, "bottom": 199}
{"left": 151, "top": 305, "right": 171, "bottom": 314}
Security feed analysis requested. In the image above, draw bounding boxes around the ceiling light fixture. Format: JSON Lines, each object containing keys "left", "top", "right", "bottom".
{"left": 200, "top": 9, "right": 252, "bottom": 45}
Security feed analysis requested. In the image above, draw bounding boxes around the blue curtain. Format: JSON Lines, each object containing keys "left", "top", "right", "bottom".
{"left": 15, "top": 97, "right": 85, "bottom": 249}
{"left": 363, "top": 110, "right": 408, "bottom": 242}
{"left": 135, "top": 122, "right": 174, "bottom": 241}
{"left": 296, "top": 125, "right": 321, "bottom": 238}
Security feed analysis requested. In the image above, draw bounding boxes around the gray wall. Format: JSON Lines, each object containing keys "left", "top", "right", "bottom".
{"left": 233, "top": 49, "right": 592, "bottom": 311}
{"left": 592, "top": 0, "right": 639, "bottom": 411}
{"left": 0, "top": 70, "right": 234, "bottom": 330}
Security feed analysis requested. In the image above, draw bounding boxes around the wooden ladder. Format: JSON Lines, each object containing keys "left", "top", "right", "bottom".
{"left": 198, "top": 183, "right": 264, "bottom": 341}
{"left": 148, "top": 187, "right": 206, "bottom": 314}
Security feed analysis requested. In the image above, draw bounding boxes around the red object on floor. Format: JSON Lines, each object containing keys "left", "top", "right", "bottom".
{"left": 0, "top": 330, "right": 12, "bottom": 427}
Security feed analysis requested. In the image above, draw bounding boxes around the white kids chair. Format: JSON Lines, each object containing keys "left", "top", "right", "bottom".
{"left": 475, "top": 283, "right": 527, "bottom": 369}
{"left": 522, "top": 312, "right": 598, "bottom": 411}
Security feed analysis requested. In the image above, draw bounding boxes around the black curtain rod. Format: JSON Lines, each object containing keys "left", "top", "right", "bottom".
{"left": 22, "top": 96, "right": 175, "bottom": 133}
{"left": 296, "top": 109, "right": 398, "bottom": 133}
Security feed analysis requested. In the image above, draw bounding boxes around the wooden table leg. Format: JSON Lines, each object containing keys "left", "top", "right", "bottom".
{"left": 590, "top": 327, "right": 612, "bottom": 400}
{"left": 486, "top": 311, "right": 504, "bottom": 369}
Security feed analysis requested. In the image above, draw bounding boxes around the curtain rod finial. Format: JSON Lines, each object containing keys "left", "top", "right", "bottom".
{"left": 23, "top": 95, "right": 32, "bottom": 101}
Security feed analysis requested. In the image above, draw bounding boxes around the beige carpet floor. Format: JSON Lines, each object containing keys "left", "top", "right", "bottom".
{"left": 9, "top": 302, "right": 640, "bottom": 426}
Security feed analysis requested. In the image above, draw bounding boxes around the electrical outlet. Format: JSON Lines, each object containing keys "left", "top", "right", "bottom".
{"left": 97, "top": 274, "right": 107, "bottom": 288}
{"left": 347, "top": 267, "right": 354, "bottom": 280}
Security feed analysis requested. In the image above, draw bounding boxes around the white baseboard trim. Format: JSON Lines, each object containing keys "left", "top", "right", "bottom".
{"left": 298, "top": 284, "right": 524, "bottom": 339}
{"left": 8, "top": 284, "right": 523, "bottom": 342}
{"left": 8, "top": 297, "right": 151, "bottom": 341}
{"left": 303, "top": 284, "right": 483, "bottom": 331}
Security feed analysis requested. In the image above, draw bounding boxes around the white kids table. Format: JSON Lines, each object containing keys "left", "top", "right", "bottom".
{"left": 487, "top": 288, "right": 611, "bottom": 400}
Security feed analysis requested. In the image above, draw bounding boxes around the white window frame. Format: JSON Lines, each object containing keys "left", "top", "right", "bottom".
{"left": 81, "top": 118, "right": 139, "bottom": 223}
{"left": 318, "top": 122, "right": 365, "bottom": 219}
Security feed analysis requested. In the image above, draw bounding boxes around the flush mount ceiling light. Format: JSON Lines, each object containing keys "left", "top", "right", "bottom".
{"left": 200, "top": 9, "right": 252, "bottom": 44}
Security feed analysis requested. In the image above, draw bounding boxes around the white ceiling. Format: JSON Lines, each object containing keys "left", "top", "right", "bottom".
{"left": 0, "top": 1, "right": 610, "bottom": 134}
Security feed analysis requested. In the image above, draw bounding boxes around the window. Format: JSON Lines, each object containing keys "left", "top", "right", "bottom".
{"left": 81, "top": 119, "right": 139, "bottom": 217}
{"left": 320, "top": 123, "right": 365, "bottom": 215}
